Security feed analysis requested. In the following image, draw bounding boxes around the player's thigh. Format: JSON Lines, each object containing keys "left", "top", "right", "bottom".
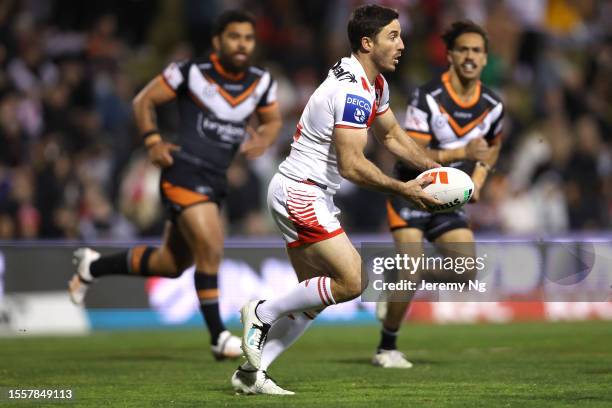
{"left": 392, "top": 227, "right": 424, "bottom": 250}
{"left": 286, "top": 247, "right": 329, "bottom": 282}
{"left": 391, "top": 227, "right": 424, "bottom": 279}
{"left": 434, "top": 228, "right": 477, "bottom": 279}
{"left": 289, "top": 232, "right": 361, "bottom": 287}
{"left": 434, "top": 228, "right": 475, "bottom": 255}
{"left": 176, "top": 202, "right": 224, "bottom": 260}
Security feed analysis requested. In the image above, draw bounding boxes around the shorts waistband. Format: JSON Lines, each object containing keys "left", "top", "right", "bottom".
{"left": 278, "top": 172, "right": 328, "bottom": 190}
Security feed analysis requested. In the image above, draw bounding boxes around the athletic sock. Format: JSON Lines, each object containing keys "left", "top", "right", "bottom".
{"left": 260, "top": 311, "right": 317, "bottom": 371}
{"left": 194, "top": 272, "right": 226, "bottom": 344}
{"left": 90, "top": 246, "right": 155, "bottom": 278}
{"left": 255, "top": 276, "right": 335, "bottom": 324}
{"left": 377, "top": 325, "right": 399, "bottom": 351}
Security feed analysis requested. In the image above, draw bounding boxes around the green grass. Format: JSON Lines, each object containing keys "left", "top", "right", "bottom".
{"left": 1, "top": 321, "right": 611, "bottom": 407}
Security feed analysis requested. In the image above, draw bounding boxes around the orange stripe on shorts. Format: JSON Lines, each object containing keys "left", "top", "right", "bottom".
{"left": 162, "top": 181, "right": 209, "bottom": 207}
{"left": 386, "top": 200, "right": 408, "bottom": 230}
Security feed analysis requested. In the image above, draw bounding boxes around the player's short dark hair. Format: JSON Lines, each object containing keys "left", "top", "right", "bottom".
{"left": 212, "top": 10, "right": 255, "bottom": 37}
{"left": 347, "top": 4, "right": 399, "bottom": 53}
{"left": 442, "top": 20, "right": 489, "bottom": 52}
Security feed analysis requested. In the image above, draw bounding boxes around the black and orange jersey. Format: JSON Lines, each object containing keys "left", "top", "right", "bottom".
{"left": 395, "top": 71, "right": 504, "bottom": 181}
{"left": 160, "top": 53, "right": 277, "bottom": 177}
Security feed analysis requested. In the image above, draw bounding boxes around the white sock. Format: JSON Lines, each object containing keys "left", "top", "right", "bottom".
{"left": 256, "top": 276, "right": 335, "bottom": 324}
{"left": 260, "top": 312, "right": 316, "bottom": 371}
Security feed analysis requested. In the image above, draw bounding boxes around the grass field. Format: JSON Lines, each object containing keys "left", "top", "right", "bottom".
{"left": 1, "top": 321, "right": 611, "bottom": 407}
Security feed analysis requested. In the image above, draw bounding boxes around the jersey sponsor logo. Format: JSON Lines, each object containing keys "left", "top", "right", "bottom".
{"left": 223, "top": 83, "right": 244, "bottom": 91}
{"left": 198, "top": 115, "right": 246, "bottom": 144}
{"left": 342, "top": 94, "right": 372, "bottom": 125}
{"left": 453, "top": 111, "right": 473, "bottom": 119}
{"left": 331, "top": 61, "right": 357, "bottom": 83}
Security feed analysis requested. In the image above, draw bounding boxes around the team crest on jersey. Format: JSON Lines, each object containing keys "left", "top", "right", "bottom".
{"left": 203, "top": 83, "right": 217, "bottom": 97}
{"left": 342, "top": 94, "right": 371, "bottom": 125}
{"left": 434, "top": 114, "right": 447, "bottom": 129}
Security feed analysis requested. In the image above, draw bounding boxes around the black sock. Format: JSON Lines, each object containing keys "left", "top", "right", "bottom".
{"left": 90, "top": 251, "right": 129, "bottom": 278}
{"left": 378, "top": 325, "right": 399, "bottom": 351}
{"left": 194, "top": 272, "right": 226, "bottom": 344}
{"left": 90, "top": 246, "right": 155, "bottom": 278}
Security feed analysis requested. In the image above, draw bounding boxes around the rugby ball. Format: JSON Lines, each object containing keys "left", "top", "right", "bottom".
{"left": 418, "top": 167, "right": 474, "bottom": 213}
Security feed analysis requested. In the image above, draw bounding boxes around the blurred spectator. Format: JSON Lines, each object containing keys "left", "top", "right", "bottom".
{"left": 0, "top": 0, "right": 609, "bottom": 241}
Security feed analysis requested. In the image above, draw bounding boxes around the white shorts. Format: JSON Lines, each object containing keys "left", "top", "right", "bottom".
{"left": 267, "top": 173, "right": 344, "bottom": 248}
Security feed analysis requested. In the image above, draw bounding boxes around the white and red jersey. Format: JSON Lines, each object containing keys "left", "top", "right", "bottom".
{"left": 278, "top": 55, "right": 390, "bottom": 194}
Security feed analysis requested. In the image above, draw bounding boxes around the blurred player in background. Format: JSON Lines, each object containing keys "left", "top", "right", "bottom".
{"left": 372, "top": 20, "right": 504, "bottom": 368}
{"left": 68, "top": 10, "right": 282, "bottom": 360}
{"left": 233, "top": 5, "right": 440, "bottom": 395}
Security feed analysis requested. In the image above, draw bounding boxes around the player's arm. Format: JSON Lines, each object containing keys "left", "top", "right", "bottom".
{"left": 371, "top": 108, "right": 440, "bottom": 171}
{"left": 133, "top": 75, "right": 179, "bottom": 167}
{"left": 426, "top": 138, "right": 491, "bottom": 164}
{"left": 334, "top": 127, "right": 440, "bottom": 210}
{"left": 470, "top": 138, "right": 502, "bottom": 202}
{"left": 240, "top": 103, "right": 283, "bottom": 159}
{"left": 470, "top": 103, "right": 504, "bottom": 202}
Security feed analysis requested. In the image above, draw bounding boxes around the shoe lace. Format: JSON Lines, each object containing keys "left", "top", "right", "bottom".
{"left": 262, "top": 370, "right": 277, "bottom": 384}
{"left": 250, "top": 323, "right": 270, "bottom": 350}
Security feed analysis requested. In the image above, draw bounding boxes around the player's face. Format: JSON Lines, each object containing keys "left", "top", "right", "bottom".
{"left": 213, "top": 22, "right": 256, "bottom": 72}
{"left": 371, "top": 19, "right": 404, "bottom": 72}
{"left": 448, "top": 32, "right": 487, "bottom": 81}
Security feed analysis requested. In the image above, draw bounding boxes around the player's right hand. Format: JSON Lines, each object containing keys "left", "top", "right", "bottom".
{"left": 465, "top": 138, "right": 490, "bottom": 161}
{"left": 148, "top": 141, "right": 180, "bottom": 168}
{"left": 400, "top": 176, "right": 442, "bottom": 211}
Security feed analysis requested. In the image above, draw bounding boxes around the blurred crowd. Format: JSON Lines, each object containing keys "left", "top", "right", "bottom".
{"left": 0, "top": 0, "right": 610, "bottom": 240}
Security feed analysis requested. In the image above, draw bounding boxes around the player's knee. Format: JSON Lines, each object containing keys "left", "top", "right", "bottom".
{"left": 333, "top": 272, "right": 363, "bottom": 302}
{"left": 192, "top": 243, "right": 223, "bottom": 271}
{"left": 150, "top": 248, "right": 189, "bottom": 278}
{"left": 346, "top": 277, "right": 363, "bottom": 299}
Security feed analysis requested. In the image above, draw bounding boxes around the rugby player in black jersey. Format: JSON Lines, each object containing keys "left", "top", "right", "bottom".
{"left": 372, "top": 21, "right": 505, "bottom": 368}
{"left": 68, "top": 10, "right": 282, "bottom": 360}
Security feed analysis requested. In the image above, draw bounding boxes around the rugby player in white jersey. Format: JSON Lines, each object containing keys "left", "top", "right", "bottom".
{"left": 231, "top": 5, "right": 441, "bottom": 395}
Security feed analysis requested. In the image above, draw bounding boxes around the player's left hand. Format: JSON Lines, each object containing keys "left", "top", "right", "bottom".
{"left": 240, "top": 126, "right": 269, "bottom": 159}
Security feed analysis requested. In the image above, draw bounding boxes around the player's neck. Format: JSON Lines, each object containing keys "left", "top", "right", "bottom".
{"left": 353, "top": 53, "right": 379, "bottom": 85}
{"left": 448, "top": 69, "right": 479, "bottom": 101}
{"left": 210, "top": 53, "right": 247, "bottom": 80}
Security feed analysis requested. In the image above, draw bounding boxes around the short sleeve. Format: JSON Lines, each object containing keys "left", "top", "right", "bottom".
{"left": 376, "top": 75, "right": 390, "bottom": 114}
{"left": 161, "top": 60, "right": 190, "bottom": 94}
{"left": 256, "top": 75, "right": 278, "bottom": 111}
{"left": 486, "top": 103, "right": 504, "bottom": 144}
{"left": 403, "top": 88, "right": 432, "bottom": 141}
{"left": 333, "top": 90, "right": 373, "bottom": 129}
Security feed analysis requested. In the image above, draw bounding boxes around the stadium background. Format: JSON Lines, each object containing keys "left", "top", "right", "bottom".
{"left": 0, "top": 0, "right": 611, "bottom": 352}
{"left": 0, "top": 1, "right": 611, "bottom": 405}
{"left": 0, "top": 0, "right": 610, "bottom": 240}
